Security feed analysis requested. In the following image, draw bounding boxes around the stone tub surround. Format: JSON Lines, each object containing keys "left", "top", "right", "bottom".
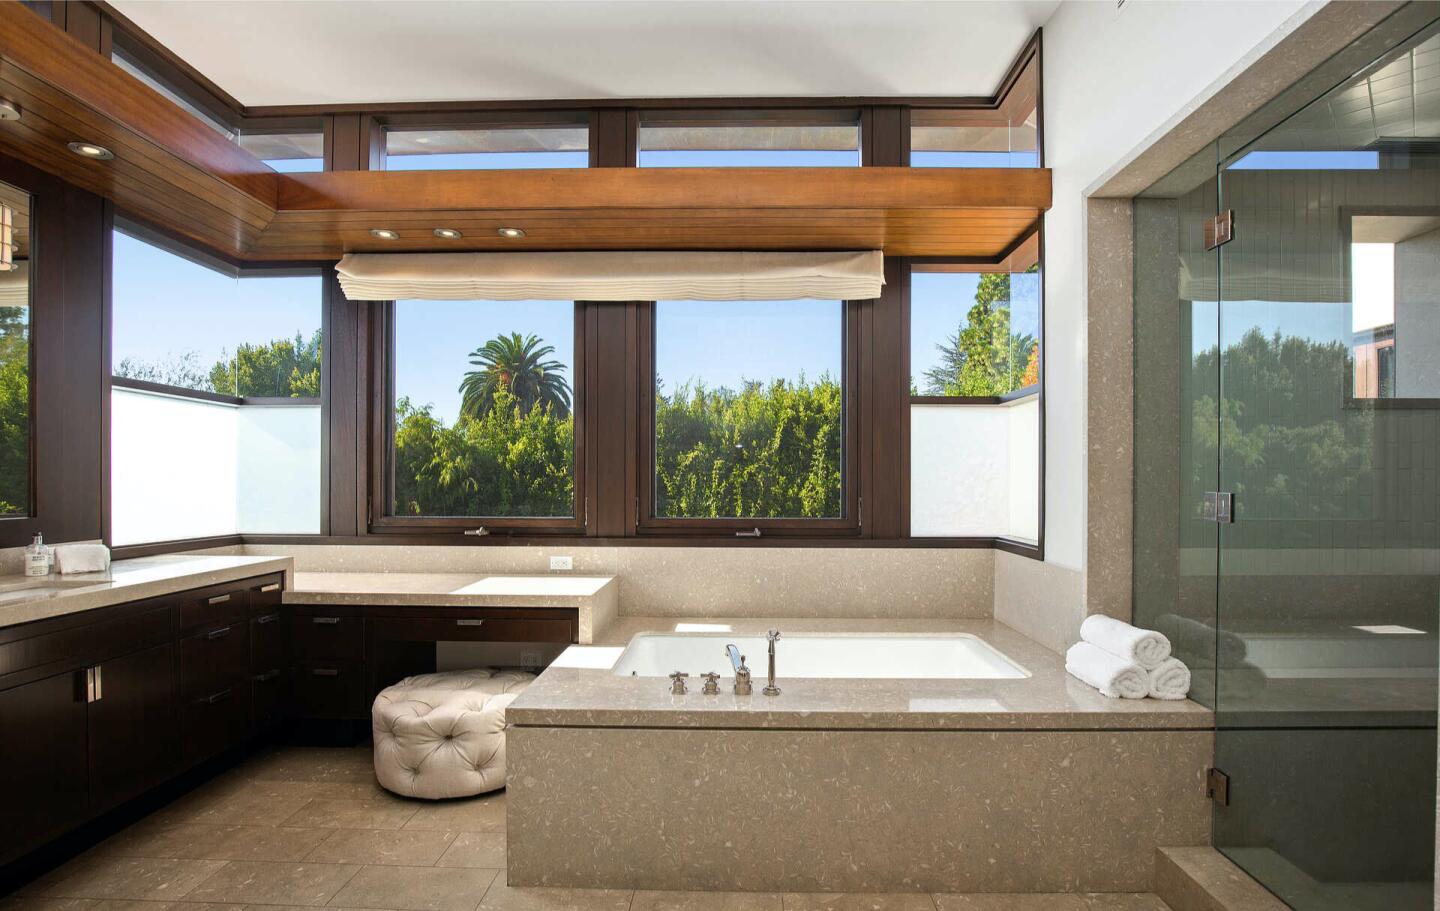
{"left": 506, "top": 617, "right": 1212, "bottom": 893}
{"left": 0, "top": 553, "right": 292, "bottom": 628}
{"left": 286, "top": 571, "right": 618, "bottom": 644}
{"left": 508, "top": 617, "right": 1213, "bottom": 730}
{"left": 233, "top": 543, "right": 996, "bottom": 620}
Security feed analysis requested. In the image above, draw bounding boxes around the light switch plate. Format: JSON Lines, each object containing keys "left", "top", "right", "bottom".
{"left": 549, "top": 555, "right": 573, "bottom": 571}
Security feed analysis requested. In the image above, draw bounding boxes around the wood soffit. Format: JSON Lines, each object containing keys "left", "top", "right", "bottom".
{"left": 0, "top": 3, "right": 1051, "bottom": 263}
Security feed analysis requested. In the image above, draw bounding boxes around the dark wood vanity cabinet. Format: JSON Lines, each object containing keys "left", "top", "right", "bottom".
{"left": 0, "top": 571, "right": 285, "bottom": 867}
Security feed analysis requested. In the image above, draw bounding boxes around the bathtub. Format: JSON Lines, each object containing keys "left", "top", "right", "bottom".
{"left": 609, "top": 631, "right": 1029, "bottom": 679}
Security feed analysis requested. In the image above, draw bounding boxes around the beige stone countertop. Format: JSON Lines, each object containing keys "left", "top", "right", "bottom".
{"left": 508, "top": 616, "right": 1216, "bottom": 730}
{"left": 284, "top": 572, "right": 619, "bottom": 643}
{"left": 0, "top": 554, "right": 293, "bottom": 630}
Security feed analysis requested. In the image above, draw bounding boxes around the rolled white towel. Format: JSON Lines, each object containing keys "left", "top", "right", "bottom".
{"left": 1147, "top": 657, "right": 1192, "bottom": 700}
{"left": 1065, "top": 641, "right": 1148, "bottom": 699}
{"left": 54, "top": 543, "right": 110, "bottom": 574}
{"left": 1081, "top": 614, "right": 1172, "bottom": 670}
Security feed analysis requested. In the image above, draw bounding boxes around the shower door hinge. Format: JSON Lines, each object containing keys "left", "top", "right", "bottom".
{"left": 1201, "top": 491, "right": 1234, "bottom": 523}
{"left": 1205, "top": 210, "right": 1234, "bottom": 250}
{"left": 1207, "top": 767, "right": 1231, "bottom": 806}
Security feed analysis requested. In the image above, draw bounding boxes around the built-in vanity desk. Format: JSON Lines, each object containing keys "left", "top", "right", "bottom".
{"left": 281, "top": 572, "right": 616, "bottom": 722}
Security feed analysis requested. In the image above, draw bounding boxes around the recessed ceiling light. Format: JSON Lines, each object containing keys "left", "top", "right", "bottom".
{"left": 0, "top": 100, "right": 20, "bottom": 123}
{"left": 67, "top": 141, "right": 114, "bottom": 160}
{"left": 497, "top": 227, "right": 526, "bottom": 239}
{"left": 370, "top": 228, "right": 399, "bottom": 240}
{"left": 433, "top": 228, "right": 463, "bottom": 240}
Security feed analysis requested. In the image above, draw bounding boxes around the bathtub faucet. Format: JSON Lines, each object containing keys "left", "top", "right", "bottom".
{"left": 726, "top": 644, "right": 753, "bottom": 696}
{"left": 763, "top": 629, "right": 781, "bottom": 696}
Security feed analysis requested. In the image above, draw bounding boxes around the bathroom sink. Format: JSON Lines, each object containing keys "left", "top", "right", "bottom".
{"left": 0, "top": 577, "right": 104, "bottom": 604}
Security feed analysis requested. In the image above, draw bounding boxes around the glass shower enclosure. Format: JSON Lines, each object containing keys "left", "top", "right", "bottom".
{"left": 1134, "top": 7, "right": 1440, "bottom": 909}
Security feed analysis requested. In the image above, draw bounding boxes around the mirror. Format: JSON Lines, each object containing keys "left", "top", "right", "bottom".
{"left": 0, "top": 178, "right": 31, "bottom": 517}
{"left": 1349, "top": 211, "right": 1440, "bottom": 401}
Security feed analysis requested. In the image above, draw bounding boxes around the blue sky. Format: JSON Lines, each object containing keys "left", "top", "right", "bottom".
{"left": 112, "top": 231, "right": 321, "bottom": 376}
{"left": 910, "top": 271, "right": 1041, "bottom": 391}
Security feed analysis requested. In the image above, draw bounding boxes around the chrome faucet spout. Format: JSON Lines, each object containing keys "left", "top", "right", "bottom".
{"left": 726, "top": 644, "right": 753, "bottom": 695}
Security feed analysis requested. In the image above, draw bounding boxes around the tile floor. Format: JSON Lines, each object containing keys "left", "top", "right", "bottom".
{"left": 2, "top": 746, "right": 1173, "bottom": 911}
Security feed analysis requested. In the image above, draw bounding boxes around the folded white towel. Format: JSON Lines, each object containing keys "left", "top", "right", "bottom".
{"left": 1081, "top": 614, "right": 1172, "bottom": 670}
{"left": 1147, "top": 657, "right": 1192, "bottom": 700}
{"left": 54, "top": 543, "right": 111, "bottom": 574}
{"left": 1065, "top": 641, "right": 1148, "bottom": 699}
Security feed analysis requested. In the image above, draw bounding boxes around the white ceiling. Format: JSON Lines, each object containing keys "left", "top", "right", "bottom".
{"left": 108, "top": 0, "right": 1059, "bottom": 107}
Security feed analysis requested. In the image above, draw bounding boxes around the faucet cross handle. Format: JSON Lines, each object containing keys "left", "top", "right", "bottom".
{"left": 700, "top": 671, "right": 721, "bottom": 695}
{"left": 767, "top": 629, "right": 781, "bottom": 642}
{"left": 668, "top": 671, "right": 689, "bottom": 695}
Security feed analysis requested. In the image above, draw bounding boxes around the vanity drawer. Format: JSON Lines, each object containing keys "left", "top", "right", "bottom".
{"left": 370, "top": 615, "right": 575, "bottom": 645}
{"left": 181, "top": 622, "right": 250, "bottom": 702}
{"left": 291, "top": 614, "right": 364, "bottom": 661}
{"left": 247, "top": 577, "right": 284, "bottom": 615}
{"left": 178, "top": 585, "right": 250, "bottom": 636}
{"left": 251, "top": 667, "right": 287, "bottom": 732}
{"left": 292, "top": 661, "right": 366, "bottom": 719}
{"left": 182, "top": 683, "right": 251, "bottom": 767}
{"left": 250, "top": 608, "right": 285, "bottom": 670}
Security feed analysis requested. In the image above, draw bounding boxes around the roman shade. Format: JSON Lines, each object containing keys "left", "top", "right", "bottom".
{"left": 334, "top": 250, "right": 884, "bottom": 301}
{"left": 0, "top": 260, "right": 28, "bottom": 309}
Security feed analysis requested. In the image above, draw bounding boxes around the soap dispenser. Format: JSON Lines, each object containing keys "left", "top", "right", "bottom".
{"left": 25, "top": 532, "right": 49, "bottom": 577}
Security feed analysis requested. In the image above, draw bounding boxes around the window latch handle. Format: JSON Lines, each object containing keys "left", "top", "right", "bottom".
{"left": 735, "top": 527, "right": 762, "bottom": 538}
{"left": 464, "top": 526, "right": 490, "bottom": 537}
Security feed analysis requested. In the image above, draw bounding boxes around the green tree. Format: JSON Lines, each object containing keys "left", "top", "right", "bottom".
{"left": 114, "top": 351, "right": 211, "bottom": 389}
{"left": 459, "top": 333, "right": 570, "bottom": 420}
{"left": 210, "top": 330, "right": 322, "bottom": 398}
{"left": 0, "top": 305, "right": 28, "bottom": 515}
{"left": 922, "top": 272, "right": 1037, "bottom": 396}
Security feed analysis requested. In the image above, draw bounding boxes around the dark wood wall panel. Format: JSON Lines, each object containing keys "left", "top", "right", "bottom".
{"left": 324, "top": 277, "right": 364, "bottom": 536}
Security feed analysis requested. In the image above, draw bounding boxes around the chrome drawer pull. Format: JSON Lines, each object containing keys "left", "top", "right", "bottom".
{"left": 311, "top": 616, "right": 341, "bottom": 625}
{"left": 256, "top": 613, "right": 280, "bottom": 625}
{"left": 207, "top": 594, "right": 232, "bottom": 605}
{"left": 259, "top": 583, "right": 281, "bottom": 593}
{"left": 456, "top": 619, "right": 485, "bottom": 627}
{"left": 311, "top": 668, "right": 340, "bottom": 677}
{"left": 205, "top": 688, "right": 233, "bottom": 704}
{"left": 254, "top": 669, "right": 281, "bottom": 682}
{"left": 206, "top": 625, "right": 232, "bottom": 640}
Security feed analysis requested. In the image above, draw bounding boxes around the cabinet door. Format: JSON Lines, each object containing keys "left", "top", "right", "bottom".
{"left": 0, "top": 671, "right": 89, "bottom": 864}
{"left": 89, "top": 642, "right": 179, "bottom": 813}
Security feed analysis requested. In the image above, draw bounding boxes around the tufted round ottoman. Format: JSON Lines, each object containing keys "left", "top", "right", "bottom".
{"left": 372, "top": 668, "right": 535, "bottom": 799}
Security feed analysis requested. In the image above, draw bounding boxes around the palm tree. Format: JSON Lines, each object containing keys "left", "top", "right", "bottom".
{"left": 458, "top": 332, "right": 571, "bottom": 420}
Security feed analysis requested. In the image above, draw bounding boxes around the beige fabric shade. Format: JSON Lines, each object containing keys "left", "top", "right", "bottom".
{"left": 335, "top": 250, "right": 885, "bottom": 302}
{"left": 0, "top": 260, "right": 28, "bottom": 309}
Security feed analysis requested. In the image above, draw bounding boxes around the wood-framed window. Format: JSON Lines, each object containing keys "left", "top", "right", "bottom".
{"left": 905, "top": 227, "right": 1043, "bottom": 549}
{"left": 635, "top": 298, "right": 862, "bottom": 537}
{"left": 369, "top": 298, "right": 588, "bottom": 535}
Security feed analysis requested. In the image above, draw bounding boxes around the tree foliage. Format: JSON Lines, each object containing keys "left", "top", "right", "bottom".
{"left": 922, "top": 271, "right": 1038, "bottom": 396}
{"left": 0, "top": 306, "right": 28, "bottom": 515}
{"left": 115, "top": 330, "right": 322, "bottom": 398}
{"left": 459, "top": 332, "right": 570, "bottom": 421}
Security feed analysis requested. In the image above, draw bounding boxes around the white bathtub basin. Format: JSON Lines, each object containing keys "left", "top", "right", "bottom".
{"left": 609, "top": 632, "right": 1030, "bottom": 679}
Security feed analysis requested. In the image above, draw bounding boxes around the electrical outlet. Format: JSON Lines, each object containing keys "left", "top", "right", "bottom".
{"left": 549, "top": 555, "right": 573, "bottom": 571}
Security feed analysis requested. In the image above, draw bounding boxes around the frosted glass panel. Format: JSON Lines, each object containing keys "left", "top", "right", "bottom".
{"left": 237, "top": 405, "right": 322, "bottom": 534}
{"left": 111, "top": 388, "right": 320, "bottom": 544}
{"left": 910, "top": 398, "right": 1039, "bottom": 540}
{"left": 111, "top": 389, "right": 238, "bottom": 545}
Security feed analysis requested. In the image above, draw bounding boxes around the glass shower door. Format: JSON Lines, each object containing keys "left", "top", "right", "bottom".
{"left": 1212, "top": 25, "right": 1440, "bottom": 909}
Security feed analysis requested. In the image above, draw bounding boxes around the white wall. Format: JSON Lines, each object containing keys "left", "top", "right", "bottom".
{"left": 1040, "top": 0, "right": 1313, "bottom": 570}
{"left": 910, "top": 397, "right": 1040, "bottom": 540}
{"left": 237, "top": 405, "right": 323, "bottom": 534}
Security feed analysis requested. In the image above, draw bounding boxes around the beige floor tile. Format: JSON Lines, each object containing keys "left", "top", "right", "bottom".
{"left": 784, "top": 896, "right": 936, "bottom": 911}
{"left": 434, "top": 833, "right": 506, "bottom": 869}
{"left": 151, "top": 793, "right": 314, "bottom": 828}
{"left": 90, "top": 902, "right": 247, "bottom": 911}
{"left": 0, "top": 899, "right": 99, "bottom": 911}
{"left": 402, "top": 795, "right": 506, "bottom": 833}
{"left": 327, "top": 865, "right": 499, "bottom": 911}
{"left": 282, "top": 799, "right": 421, "bottom": 830}
{"left": 244, "top": 749, "right": 377, "bottom": 785}
{"left": 932, "top": 897, "right": 1086, "bottom": 911}
{"left": 476, "top": 872, "right": 632, "bottom": 911}
{"left": 633, "top": 891, "right": 784, "bottom": 910}
{"left": 1079, "top": 897, "right": 1170, "bottom": 911}
{"left": 37, "top": 857, "right": 228, "bottom": 902}
{"left": 100, "top": 824, "right": 333, "bottom": 862}
{"left": 305, "top": 829, "right": 459, "bottom": 866}
{"left": 184, "top": 861, "right": 362, "bottom": 906}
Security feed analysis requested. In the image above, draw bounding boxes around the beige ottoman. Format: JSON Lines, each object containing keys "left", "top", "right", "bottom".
{"left": 372, "top": 669, "right": 535, "bottom": 799}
